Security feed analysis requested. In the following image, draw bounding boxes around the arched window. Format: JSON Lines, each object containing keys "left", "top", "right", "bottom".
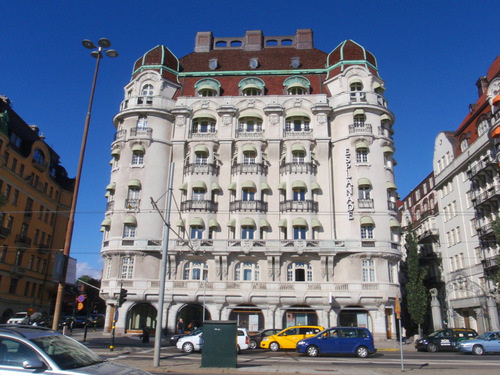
{"left": 137, "top": 115, "right": 148, "bottom": 129}
{"left": 292, "top": 149, "right": 306, "bottom": 163}
{"left": 285, "top": 116, "right": 310, "bottom": 132}
{"left": 33, "top": 149, "right": 45, "bottom": 165}
{"left": 195, "top": 78, "right": 220, "bottom": 97}
{"left": 350, "top": 80, "right": 363, "bottom": 92}
{"left": 287, "top": 262, "right": 312, "bottom": 282}
{"left": 477, "top": 118, "right": 490, "bottom": 136}
{"left": 192, "top": 118, "right": 216, "bottom": 134}
{"left": 460, "top": 138, "right": 469, "bottom": 152}
{"left": 235, "top": 262, "right": 260, "bottom": 281}
{"left": 238, "top": 117, "right": 263, "bottom": 133}
{"left": 284, "top": 76, "right": 310, "bottom": 95}
{"left": 142, "top": 84, "right": 154, "bottom": 96}
{"left": 239, "top": 78, "right": 265, "bottom": 96}
{"left": 184, "top": 261, "right": 207, "bottom": 280}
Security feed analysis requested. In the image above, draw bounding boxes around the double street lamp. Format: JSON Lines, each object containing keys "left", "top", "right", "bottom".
{"left": 52, "top": 38, "right": 118, "bottom": 330}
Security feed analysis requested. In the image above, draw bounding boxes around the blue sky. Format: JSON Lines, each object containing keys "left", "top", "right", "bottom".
{"left": 2, "top": 1, "right": 497, "bottom": 278}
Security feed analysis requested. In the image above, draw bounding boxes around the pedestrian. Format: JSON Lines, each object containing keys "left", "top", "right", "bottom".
{"left": 401, "top": 327, "right": 407, "bottom": 344}
{"left": 176, "top": 318, "right": 184, "bottom": 335}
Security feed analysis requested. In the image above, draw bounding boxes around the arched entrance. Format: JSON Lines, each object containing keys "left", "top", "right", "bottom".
{"left": 177, "top": 304, "right": 211, "bottom": 332}
{"left": 229, "top": 305, "right": 264, "bottom": 332}
{"left": 338, "top": 306, "right": 372, "bottom": 331}
{"left": 126, "top": 303, "right": 157, "bottom": 332}
{"left": 282, "top": 305, "right": 318, "bottom": 328}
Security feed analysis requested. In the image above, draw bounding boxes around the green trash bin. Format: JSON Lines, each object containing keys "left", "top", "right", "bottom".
{"left": 201, "top": 320, "right": 237, "bottom": 368}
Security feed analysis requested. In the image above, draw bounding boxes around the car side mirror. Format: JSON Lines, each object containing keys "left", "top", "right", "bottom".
{"left": 23, "top": 359, "right": 46, "bottom": 370}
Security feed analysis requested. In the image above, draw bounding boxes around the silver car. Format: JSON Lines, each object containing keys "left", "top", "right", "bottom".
{"left": 0, "top": 325, "right": 151, "bottom": 374}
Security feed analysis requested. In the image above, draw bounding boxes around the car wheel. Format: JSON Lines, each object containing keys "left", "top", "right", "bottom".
{"left": 356, "top": 345, "right": 369, "bottom": 358}
{"left": 472, "top": 345, "right": 484, "bottom": 356}
{"left": 249, "top": 340, "right": 258, "bottom": 349}
{"left": 306, "top": 345, "right": 319, "bottom": 357}
{"left": 182, "top": 342, "right": 194, "bottom": 353}
{"left": 269, "top": 342, "right": 280, "bottom": 352}
{"left": 427, "top": 343, "right": 438, "bottom": 353}
{"left": 237, "top": 345, "right": 241, "bottom": 354}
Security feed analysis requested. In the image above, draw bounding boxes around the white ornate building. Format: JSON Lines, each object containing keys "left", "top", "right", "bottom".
{"left": 99, "top": 29, "right": 400, "bottom": 340}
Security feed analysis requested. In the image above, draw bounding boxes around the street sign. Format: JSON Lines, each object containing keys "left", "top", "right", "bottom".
{"left": 395, "top": 296, "right": 401, "bottom": 319}
{"left": 77, "top": 302, "right": 84, "bottom": 311}
{"left": 77, "top": 295, "right": 86, "bottom": 303}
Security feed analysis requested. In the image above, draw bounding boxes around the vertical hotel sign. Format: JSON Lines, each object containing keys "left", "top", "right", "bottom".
{"left": 346, "top": 149, "right": 354, "bottom": 220}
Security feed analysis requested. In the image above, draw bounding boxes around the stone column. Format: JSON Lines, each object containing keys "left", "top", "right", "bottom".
{"left": 487, "top": 295, "right": 500, "bottom": 331}
{"left": 474, "top": 307, "right": 486, "bottom": 333}
{"left": 430, "top": 288, "right": 443, "bottom": 331}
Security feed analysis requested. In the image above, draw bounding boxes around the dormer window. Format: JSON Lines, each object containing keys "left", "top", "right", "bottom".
{"left": 284, "top": 76, "right": 310, "bottom": 95}
{"left": 249, "top": 57, "right": 259, "bottom": 69}
{"left": 195, "top": 78, "right": 221, "bottom": 97}
{"left": 460, "top": 138, "right": 469, "bottom": 152}
{"left": 239, "top": 77, "right": 265, "bottom": 96}
{"left": 290, "top": 57, "right": 301, "bottom": 68}
{"left": 209, "top": 58, "right": 218, "bottom": 70}
{"left": 142, "top": 84, "right": 154, "bottom": 96}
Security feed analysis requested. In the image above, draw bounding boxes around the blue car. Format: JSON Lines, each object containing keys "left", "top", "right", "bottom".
{"left": 457, "top": 331, "right": 500, "bottom": 355}
{"left": 296, "top": 327, "right": 376, "bottom": 358}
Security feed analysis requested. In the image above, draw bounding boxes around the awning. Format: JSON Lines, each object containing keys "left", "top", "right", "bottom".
{"left": 285, "top": 110, "right": 310, "bottom": 118}
{"left": 292, "top": 217, "right": 308, "bottom": 227}
{"left": 193, "top": 113, "right": 217, "bottom": 121}
{"left": 124, "top": 215, "right": 137, "bottom": 226}
{"left": 360, "top": 216, "right": 375, "bottom": 226}
{"left": 179, "top": 182, "right": 188, "bottom": 191}
{"left": 311, "top": 218, "right": 322, "bottom": 229}
{"left": 491, "top": 126, "right": 500, "bottom": 138}
{"left": 278, "top": 219, "right": 287, "bottom": 228}
{"left": 380, "top": 113, "right": 391, "bottom": 122}
{"left": 355, "top": 141, "right": 368, "bottom": 150}
{"left": 228, "top": 182, "right": 237, "bottom": 191}
{"left": 292, "top": 180, "right": 307, "bottom": 189}
{"left": 194, "top": 145, "right": 209, "bottom": 154}
{"left": 386, "top": 181, "right": 397, "bottom": 190}
{"left": 493, "top": 94, "right": 500, "bottom": 105}
{"left": 241, "top": 217, "right": 256, "bottom": 227}
{"left": 242, "top": 181, "right": 256, "bottom": 189}
{"left": 390, "top": 218, "right": 401, "bottom": 228}
{"left": 239, "top": 111, "right": 263, "bottom": 119}
{"left": 373, "top": 82, "right": 385, "bottom": 91}
{"left": 105, "top": 191, "right": 110, "bottom": 198}
{"left": 311, "top": 181, "right": 321, "bottom": 191}
{"left": 190, "top": 217, "right": 205, "bottom": 227}
{"left": 242, "top": 144, "right": 257, "bottom": 153}
{"left": 353, "top": 109, "right": 365, "bottom": 117}
{"left": 208, "top": 219, "right": 219, "bottom": 228}
{"left": 176, "top": 218, "right": 185, "bottom": 227}
{"left": 350, "top": 78, "right": 363, "bottom": 85}
{"left": 259, "top": 219, "right": 270, "bottom": 228}
{"left": 106, "top": 182, "right": 116, "bottom": 191}
{"left": 261, "top": 182, "right": 271, "bottom": 192}
{"left": 383, "top": 146, "right": 394, "bottom": 154}
{"left": 192, "top": 181, "right": 207, "bottom": 190}
{"left": 278, "top": 182, "right": 287, "bottom": 191}
{"left": 101, "top": 218, "right": 111, "bottom": 227}
{"left": 211, "top": 182, "right": 221, "bottom": 191}
{"left": 128, "top": 179, "right": 141, "bottom": 188}
{"left": 132, "top": 143, "right": 145, "bottom": 153}
{"left": 291, "top": 143, "right": 306, "bottom": 153}
{"left": 227, "top": 219, "right": 236, "bottom": 227}
{"left": 111, "top": 148, "right": 121, "bottom": 157}
{"left": 358, "top": 178, "right": 372, "bottom": 187}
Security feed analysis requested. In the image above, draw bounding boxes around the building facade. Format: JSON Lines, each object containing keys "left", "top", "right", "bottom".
{"left": 0, "top": 95, "right": 74, "bottom": 322}
{"left": 100, "top": 30, "right": 400, "bottom": 340}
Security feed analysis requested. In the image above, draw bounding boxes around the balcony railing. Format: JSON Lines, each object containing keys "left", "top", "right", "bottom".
{"left": 229, "top": 200, "right": 268, "bottom": 212}
{"left": 106, "top": 201, "right": 114, "bottom": 212}
{"left": 358, "top": 199, "right": 374, "bottom": 210}
{"left": 189, "top": 131, "right": 218, "bottom": 139}
{"left": 15, "top": 235, "right": 32, "bottom": 246}
{"left": 184, "top": 163, "right": 219, "bottom": 176}
{"left": 114, "top": 129, "right": 126, "bottom": 141}
{"left": 125, "top": 199, "right": 141, "bottom": 210}
{"left": 181, "top": 200, "right": 218, "bottom": 212}
{"left": 0, "top": 226, "right": 10, "bottom": 238}
{"left": 349, "top": 123, "right": 372, "bottom": 134}
{"left": 279, "top": 200, "right": 318, "bottom": 212}
{"left": 283, "top": 129, "right": 313, "bottom": 139}
{"left": 472, "top": 184, "right": 500, "bottom": 207}
{"left": 331, "top": 91, "right": 388, "bottom": 109}
{"left": 236, "top": 130, "right": 264, "bottom": 139}
{"left": 280, "top": 162, "right": 317, "bottom": 175}
{"left": 467, "top": 157, "right": 494, "bottom": 179}
{"left": 231, "top": 163, "right": 268, "bottom": 175}
{"left": 130, "top": 128, "right": 153, "bottom": 139}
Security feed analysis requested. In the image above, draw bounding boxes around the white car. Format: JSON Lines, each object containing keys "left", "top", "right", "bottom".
{"left": 7, "top": 312, "right": 42, "bottom": 325}
{"left": 175, "top": 327, "right": 250, "bottom": 353}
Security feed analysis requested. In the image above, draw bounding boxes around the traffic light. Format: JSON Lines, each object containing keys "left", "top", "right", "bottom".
{"left": 118, "top": 288, "right": 128, "bottom": 307}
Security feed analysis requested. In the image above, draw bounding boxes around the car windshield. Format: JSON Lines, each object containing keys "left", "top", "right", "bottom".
{"left": 427, "top": 331, "right": 442, "bottom": 338}
{"left": 475, "top": 332, "right": 490, "bottom": 340}
{"left": 31, "top": 334, "right": 103, "bottom": 370}
{"left": 186, "top": 329, "right": 202, "bottom": 336}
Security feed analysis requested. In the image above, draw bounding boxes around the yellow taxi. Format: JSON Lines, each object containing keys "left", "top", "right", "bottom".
{"left": 260, "top": 325, "right": 324, "bottom": 351}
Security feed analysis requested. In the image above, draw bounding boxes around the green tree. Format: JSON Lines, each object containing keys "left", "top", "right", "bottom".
{"left": 405, "top": 227, "right": 429, "bottom": 336}
{"left": 488, "top": 219, "right": 500, "bottom": 301}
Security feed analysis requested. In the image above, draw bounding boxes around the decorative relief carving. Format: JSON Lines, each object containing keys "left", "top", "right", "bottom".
{"left": 247, "top": 99, "right": 256, "bottom": 108}
{"left": 268, "top": 114, "right": 279, "bottom": 126}
{"left": 201, "top": 100, "right": 210, "bottom": 109}
{"left": 293, "top": 98, "right": 302, "bottom": 107}
{"left": 317, "top": 114, "right": 328, "bottom": 125}
{"left": 175, "top": 116, "right": 186, "bottom": 127}
{"left": 222, "top": 115, "right": 232, "bottom": 126}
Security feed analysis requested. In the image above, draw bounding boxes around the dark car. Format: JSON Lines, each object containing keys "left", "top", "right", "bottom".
{"left": 414, "top": 328, "right": 478, "bottom": 352}
{"left": 296, "top": 327, "right": 376, "bottom": 358}
{"left": 169, "top": 332, "right": 188, "bottom": 346}
{"left": 249, "top": 329, "right": 281, "bottom": 349}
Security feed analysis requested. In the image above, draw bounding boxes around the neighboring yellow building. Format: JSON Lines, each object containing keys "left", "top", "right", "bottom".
{"left": 0, "top": 95, "right": 74, "bottom": 322}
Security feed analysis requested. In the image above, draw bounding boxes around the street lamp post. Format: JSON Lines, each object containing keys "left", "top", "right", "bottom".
{"left": 52, "top": 38, "right": 118, "bottom": 331}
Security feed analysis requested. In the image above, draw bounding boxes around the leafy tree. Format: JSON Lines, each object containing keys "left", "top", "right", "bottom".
{"left": 488, "top": 219, "right": 500, "bottom": 302}
{"left": 405, "top": 226, "right": 429, "bottom": 336}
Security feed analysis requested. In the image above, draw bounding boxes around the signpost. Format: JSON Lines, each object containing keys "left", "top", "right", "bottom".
{"left": 395, "top": 296, "right": 404, "bottom": 372}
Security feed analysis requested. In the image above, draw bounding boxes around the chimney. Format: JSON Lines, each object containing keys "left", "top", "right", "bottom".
{"left": 296, "top": 29, "right": 313, "bottom": 49}
{"left": 476, "top": 76, "right": 488, "bottom": 97}
{"left": 194, "top": 31, "right": 213, "bottom": 53}
{"left": 244, "top": 30, "right": 263, "bottom": 51}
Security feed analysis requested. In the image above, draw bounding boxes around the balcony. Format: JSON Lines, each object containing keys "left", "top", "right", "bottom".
{"left": 358, "top": 199, "right": 374, "bottom": 210}
{"left": 114, "top": 129, "right": 126, "bottom": 141}
{"left": 417, "top": 228, "right": 439, "bottom": 242}
{"left": 125, "top": 199, "right": 141, "bottom": 210}
{"left": 280, "top": 200, "right": 318, "bottom": 212}
{"left": 349, "top": 123, "right": 372, "bottom": 135}
{"left": 15, "top": 235, "right": 31, "bottom": 247}
{"left": 184, "top": 163, "right": 219, "bottom": 176}
{"left": 230, "top": 200, "right": 267, "bottom": 212}
{"left": 280, "top": 162, "right": 317, "bottom": 175}
{"left": 189, "top": 131, "right": 217, "bottom": 140}
{"left": 482, "top": 256, "right": 499, "bottom": 276}
{"left": 0, "top": 226, "right": 10, "bottom": 239}
{"left": 130, "top": 127, "right": 152, "bottom": 139}
{"left": 471, "top": 184, "right": 500, "bottom": 208}
{"left": 10, "top": 265, "right": 26, "bottom": 276}
{"left": 236, "top": 130, "right": 264, "bottom": 139}
{"left": 106, "top": 201, "right": 114, "bottom": 212}
{"left": 467, "top": 157, "right": 495, "bottom": 179}
{"left": 330, "top": 91, "right": 388, "bottom": 109}
{"left": 181, "top": 200, "right": 218, "bottom": 212}
{"left": 32, "top": 160, "right": 47, "bottom": 172}
{"left": 231, "top": 163, "right": 268, "bottom": 175}
{"left": 387, "top": 200, "right": 397, "bottom": 212}
{"left": 120, "top": 95, "right": 175, "bottom": 112}
{"left": 283, "top": 129, "right": 313, "bottom": 139}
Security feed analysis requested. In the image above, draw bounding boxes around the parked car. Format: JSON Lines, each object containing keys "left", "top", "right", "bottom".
{"left": 176, "top": 329, "right": 203, "bottom": 353}
{"left": 7, "top": 312, "right": 42, "bottom": 325}
{"left": 28, "top": 315, "right": 52, "bottom": 327}
{"left": 457, "top": 331, "right": 500, "bottom": 355}
{"left": 249, "top": 328, "right": 281, "bottom": 349}
{"left": 414, "top": 328, "right": 478, "bottom": 352}
{"left": 0, "top": 324, "right": 151, "bottom": 374}
{"left": 260, "top": 325, "right": 324, "bottom": 351}
{"left": 296, "top": 327, "right": 376, "bottom": 358}
{"left": 176, "top": 327, "right": 250, "bottom": 353}
{"left": 169, "top": 332, "right": 188, "bottom": 346}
